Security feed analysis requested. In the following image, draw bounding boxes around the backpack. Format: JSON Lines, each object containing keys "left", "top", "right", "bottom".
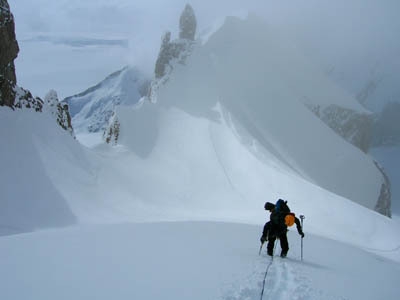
{"left": 271, "top": 199, "right": 294, "bottom": 227}
{"left": 275, "top": 199, "right": 290, "bottom": 214}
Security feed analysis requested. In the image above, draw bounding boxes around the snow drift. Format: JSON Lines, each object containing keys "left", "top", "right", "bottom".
{"left": 0, "top": 107, "right": 77, "bottom": 234}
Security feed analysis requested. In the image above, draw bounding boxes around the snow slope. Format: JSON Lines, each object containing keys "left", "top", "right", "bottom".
{"left": 24, "top": 99, "right": 397, "bottom": 257}
{"left": 149, "top": 15, "right": 382, "bottom": 211}
{"left": 1, "top": 222, "right": 399, "bottom": 300}
{"left": 0, "top": 107, "right": 77, "bottom": 235}
{"left": 1, "top": 104, "right": 400, "bottom": 296}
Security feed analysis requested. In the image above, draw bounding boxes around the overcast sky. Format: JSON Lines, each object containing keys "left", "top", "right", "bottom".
{"left": 9, "top": 0, "right": 400, "bottom": 110}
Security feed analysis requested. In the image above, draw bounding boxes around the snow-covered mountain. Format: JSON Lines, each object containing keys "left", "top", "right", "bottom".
{"left": 111, "top": 15, "right": 387, "bottom": 215}
{"left": 2, "top": 2, "right": 400, "bottom": 298}
{"left": 63, "top": 66, "right": 150, "bottom": 135}
{"left": 0, "top": 2, "right": 391, "bottom": 236}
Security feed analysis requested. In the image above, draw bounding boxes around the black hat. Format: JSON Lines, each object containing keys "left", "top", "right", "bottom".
{"left": 264, "top": 202, "right": 275, "bottom": 211}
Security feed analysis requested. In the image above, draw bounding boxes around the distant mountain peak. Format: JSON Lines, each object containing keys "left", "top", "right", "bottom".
{"left": 63, "top": 66, "right": 150, "bottom": 135}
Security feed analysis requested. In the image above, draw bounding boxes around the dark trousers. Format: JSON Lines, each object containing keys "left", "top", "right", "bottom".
{"left": 267, "top": 233, "right": 289, "bottom": 256}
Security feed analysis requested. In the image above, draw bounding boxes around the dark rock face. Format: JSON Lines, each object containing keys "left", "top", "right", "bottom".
{"left": 150, "top": 5, "right": 197, "bottom": 103}
{"left": 307, "top": 103, "right": 392, "bottom": 217}
{"left": 154, "top": 32, "right": 173, "bottom": 79}
{"left": 154, "top": 5, "right": 197, "bottom": 79}
{"left": 373, "top": 161, "right": 392, "bottom": 217}
{"left": 306, "top": 103, "right": 373, "bottom": 153}
{"left": 154, "top": 32, "right": 193, "bottom": 79}
{"left": 372, "top": 102, "right": 400, "bottom": 147}
{"left": 103, "top": 113, "right": 120, "bottom": 145}
{"left": 14, "top": 85, "right": 43, "bottom": 112}
{"left": 0, "top": 0, "right": 19, "bottom": 107}
{"left": 179, "top": 4, "right": 196, "bottom": 41}
{"left": 0, "top": 1, "right": 75, "bottom": 135}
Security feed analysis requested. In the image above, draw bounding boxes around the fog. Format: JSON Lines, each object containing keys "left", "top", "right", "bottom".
{"left": 10, "top": 0, "right": 400, "bottom": 111}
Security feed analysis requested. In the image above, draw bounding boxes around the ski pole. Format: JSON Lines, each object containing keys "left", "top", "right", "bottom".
{"left": 259, "top": 242, "right": 264, "bottom": 255}
{"left": 300, "top": 215, "right": 305, "bottom": 261}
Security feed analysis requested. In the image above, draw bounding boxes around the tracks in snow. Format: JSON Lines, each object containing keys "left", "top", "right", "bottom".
{"left": 221, "top": 252, "right": 346, "bottom": 300}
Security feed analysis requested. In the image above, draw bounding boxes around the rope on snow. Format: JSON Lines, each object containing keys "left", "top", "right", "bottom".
{"left": 260, "top": 240, "right": 277, "bottom": 300}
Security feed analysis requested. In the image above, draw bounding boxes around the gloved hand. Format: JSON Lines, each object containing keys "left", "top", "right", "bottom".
{"left": 300, "top": 232, "right": 305, "bottom": 238}
{"left": 260, "top": 236, "right": 266, "bottom": 243}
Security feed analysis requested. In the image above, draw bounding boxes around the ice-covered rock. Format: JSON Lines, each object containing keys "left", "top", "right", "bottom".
{"left": 44, "top": 90, "right": 74, "bottom": 137}
{"left": 179, "top": 4, "right": 197, "bottom": 41}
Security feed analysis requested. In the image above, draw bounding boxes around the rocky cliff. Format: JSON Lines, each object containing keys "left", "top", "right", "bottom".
{"left": 179, "top": 4, "right": 196, "bottom": 41}
{"left": 150, "top": 4, "right": 197, "bottom": 103}
{"left": 372, "top": 101, "right": 400, "bottom": 147}
{"left": 373, "top": 161, "right": 392, "bottom": 217}
{"left": 103, "top": 113, "right": 120, "bottom": 145}
{"left": 306, "top": 103, "right": 373, "bottom": 153}
{"left": 0, "top": 0, "right": 19, "bottom": 107}
{"left": 0, "top": 0, "right": 74, "bottom": 136}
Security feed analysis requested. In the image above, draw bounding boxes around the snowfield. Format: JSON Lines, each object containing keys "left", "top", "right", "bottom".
{"left": 1, "top": 221, "right": 400, "bottom": 300}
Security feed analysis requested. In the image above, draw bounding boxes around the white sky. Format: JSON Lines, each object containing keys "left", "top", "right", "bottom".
{"left": 9, "top": 0, "right": 400, "bottom": 108}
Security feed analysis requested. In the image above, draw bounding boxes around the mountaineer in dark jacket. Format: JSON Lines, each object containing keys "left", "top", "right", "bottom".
{"left": 260, "top": 200, "right": 304, "bottom": 257}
